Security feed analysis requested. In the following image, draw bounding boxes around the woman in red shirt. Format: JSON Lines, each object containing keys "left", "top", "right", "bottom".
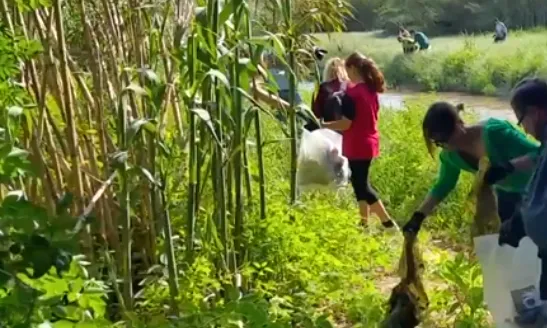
{"left": 321, "top": 52, "right": 395, "bottom": 228}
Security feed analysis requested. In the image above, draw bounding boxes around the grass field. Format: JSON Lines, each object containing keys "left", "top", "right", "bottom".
{"left": 314, "top": 29, "right": 547, "bottom": 95}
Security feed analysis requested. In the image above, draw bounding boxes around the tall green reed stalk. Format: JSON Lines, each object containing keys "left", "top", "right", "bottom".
{"left": 231, "top": 0, "right": 245, "bottom": 268}
{"left": 1, "top": 0, "right": 349, "bottom": 322}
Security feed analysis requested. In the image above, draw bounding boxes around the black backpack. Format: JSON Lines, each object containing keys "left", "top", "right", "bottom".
{"left": 321, "top": 82, "right": 354, "bottom": 122}
{"left": 304, "top": 81, "right": 354, "bottom": 132}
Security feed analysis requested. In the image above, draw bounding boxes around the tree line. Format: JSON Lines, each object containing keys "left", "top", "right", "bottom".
{"left": 347, "top": 0, "right": 547, "bottom": 35}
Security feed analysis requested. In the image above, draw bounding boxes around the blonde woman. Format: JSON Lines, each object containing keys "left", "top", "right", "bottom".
{"left": 307, "top": 57, "right": 350, "bottom": 131}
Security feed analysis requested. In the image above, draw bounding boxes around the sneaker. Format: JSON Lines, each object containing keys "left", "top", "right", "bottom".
{"left": 382, "top": 220, "right": 400, "bottom": 230}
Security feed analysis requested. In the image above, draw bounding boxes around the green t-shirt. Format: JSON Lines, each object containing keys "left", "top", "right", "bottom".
{"left": 430, "top": 118, "right": 540, "bottom": 200}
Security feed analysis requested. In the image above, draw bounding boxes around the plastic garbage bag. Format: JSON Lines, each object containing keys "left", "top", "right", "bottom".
{"left": 473, "top": 157, "right": 545, "bottom": 327}
{"left": 296, "top": 128, "right": 350, "bottom": 190}
{"left": 382, "top": 234, "right": 429, "bottom": 328}
{"left": 475, "top": 235, "right": 542, "bottom": 327}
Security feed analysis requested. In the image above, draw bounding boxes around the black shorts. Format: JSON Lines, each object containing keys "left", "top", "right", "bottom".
{"left": 348, "top": 159, "right": 379, "bottom": 204}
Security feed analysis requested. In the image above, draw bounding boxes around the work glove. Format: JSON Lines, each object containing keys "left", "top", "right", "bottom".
{"left": 402, "top": 212, "right": 426, "bottom": 235}
{"left": 498, "top": 211, "right": 526, "bottom": 248}
{"left": 484, "top": 162, "right": 515, "bottom": 185}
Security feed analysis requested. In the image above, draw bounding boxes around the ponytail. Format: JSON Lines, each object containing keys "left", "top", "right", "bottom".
{"left": 345, "top": 52, "right": 386, "bottom": 93}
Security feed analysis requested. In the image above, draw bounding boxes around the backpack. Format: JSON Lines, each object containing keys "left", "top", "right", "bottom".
{"left": 321, "top": 81, "right": 352, "bottom": 122}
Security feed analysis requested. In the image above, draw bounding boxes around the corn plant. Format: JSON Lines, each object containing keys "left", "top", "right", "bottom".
{"left": 1, "top": 0, "right": 349, "bottom": 324}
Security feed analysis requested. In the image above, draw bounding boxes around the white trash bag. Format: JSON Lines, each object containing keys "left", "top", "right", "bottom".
{"left": 296, "top": 128, "right": 351, "bottom": 191}
{"left": 474, "top": 234, "right": 543, "bottom": 327}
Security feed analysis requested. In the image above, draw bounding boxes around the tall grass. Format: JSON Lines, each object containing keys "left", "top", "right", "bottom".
{"left": 316, "top": 29, "right": 547, "bottom": 95}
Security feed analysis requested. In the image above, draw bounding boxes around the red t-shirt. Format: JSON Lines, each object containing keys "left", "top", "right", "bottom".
{"left": 342, "top": 83, "right": 380, "bottom": 160}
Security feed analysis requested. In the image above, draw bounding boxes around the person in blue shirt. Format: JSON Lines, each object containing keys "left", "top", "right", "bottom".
{"left": 494, "top": 78, "right": 547, "bottom": 321}
{"left": 410, "top": 30, "right": 430, "bottom": 51}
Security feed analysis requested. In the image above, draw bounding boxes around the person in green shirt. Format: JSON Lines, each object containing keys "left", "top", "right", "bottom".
{"left": 410, "top": 30, "right": 430, "bottom": 51}
{"left": 402, "top": 101, "right": 540, "bottom": 234}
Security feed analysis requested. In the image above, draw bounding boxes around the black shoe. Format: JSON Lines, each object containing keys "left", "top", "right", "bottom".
{"left": 382, "top": 220, "right": 396, "bottom": 229}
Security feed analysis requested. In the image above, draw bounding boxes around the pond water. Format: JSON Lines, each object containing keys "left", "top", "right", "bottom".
{"left": 298, "top": 82, "right": 516, "bottom": 123}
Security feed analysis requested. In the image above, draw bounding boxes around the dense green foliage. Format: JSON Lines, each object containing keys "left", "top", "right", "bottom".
{"left": 0, "top": 0, "right": 520, "bottom": 326}
{"left": 347, "top": 0, "right": 547, "bottom": 35}
{"left": 133, "top": 95, "right": 491, "bottom": 327}
{"left": 317, "top": 30, "right": 547, "bottom": 95}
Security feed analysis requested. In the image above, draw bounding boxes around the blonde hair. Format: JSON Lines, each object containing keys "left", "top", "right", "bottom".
{"left": 322, "top": 57, "right": 349, "bottom": 82}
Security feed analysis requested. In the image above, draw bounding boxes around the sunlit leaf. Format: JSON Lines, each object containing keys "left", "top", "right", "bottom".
{"left": 127, "top": 118, "right": 157, "bottom": 143}
{"left": 204, "top": 69, "right": 230, "bottom": 89}
{"left": 190, "top": 108, "right": 222, "bottom": 146}
{"left": 52, "top": 320, "right": 74, "bottom": 328}
{"left": 110, "top": 151, "right": 129, "bottom": 168}
{"left": 129, "top": 166, "right": 162, "bottom": 187}
{"left": 7, "top": 106, "right": 23, "bottom": 117}
{"left": 122, "top": 84, "right": 148, "bottom": 96}
{"left": 138, "top": 68, "right": 160, "bottom": 83}
{"left": 7, "top": 147, "right": 29, "bottom": 159}
{"left": 37, "top": 322, "right": 53, "bottom": 328}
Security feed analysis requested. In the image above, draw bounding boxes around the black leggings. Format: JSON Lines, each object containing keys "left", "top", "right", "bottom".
{"left": 349, "top": 159, "right": 379, "bottom": 204}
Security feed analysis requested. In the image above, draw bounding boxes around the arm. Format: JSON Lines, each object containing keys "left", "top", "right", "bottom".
{"left": 510, "top": 155, "right": 537, "bottom": 172}
{"left": 416, "top": 158, "right": 460, "bottom": 217}
{"left": 427, "top": 154, "right": 462, "bottom": 206}
{"left": 503, "top": 123, "right": 541, "bottom": 169}
{"left": 321, "top": 91, "right": 356, "bottom": 132}
{"left": 403, "top": 155, "right": 461, "bottom": 233}
{"left": 251, "top": 80, "right": 289, "bottom": 109}
{"left": 415, "top": 194, "right": 442, "bottom": 217}
{"left": 321, "top": 117, "right": 352, "bottom": 131}
{"left": 485, "top": 123, "right": 541, "bottom": 184}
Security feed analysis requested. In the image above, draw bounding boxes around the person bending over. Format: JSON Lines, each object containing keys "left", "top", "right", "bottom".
{"left": 402, "top": 102, "right": 539, "bottom": 235}
{"left": 410, "top": 30, "right": 430, "bottom": 51}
